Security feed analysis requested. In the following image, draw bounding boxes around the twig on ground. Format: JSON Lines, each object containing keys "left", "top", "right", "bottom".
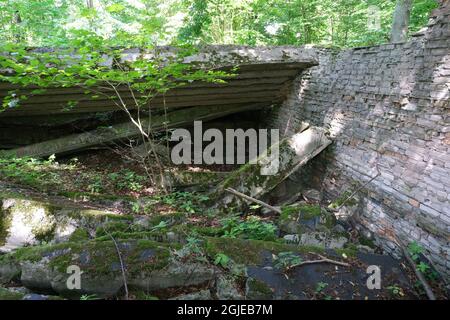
{"left": 225, "top": 187, "right": 281, "bottom": 214}
{"left": 287, "top": 254, "right": 351, "bottom": 271}
{"left": 106, "top": 231, "right": 129, "bottom": 300}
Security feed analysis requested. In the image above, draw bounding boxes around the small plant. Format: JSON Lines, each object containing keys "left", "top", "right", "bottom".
{"left": 214, "top": 253, "right": 231, "bottom": 268}
{"left": 80, "top": 294, "right": 99, "bottom": 300}
{"left": 416, "top": 261, "right": 430, "bottom": 273}
{"left": 86, "top": 174, "right": 104, "bottom": 194}
{"left": 157, "top": 191, "right": 208, "bottom": 214}
{"left": 130, "top": 201, "right": 141, "bottom": 214}
{"left": 315, "top": 282, "right": 328, "bottom": 294}
{"left": 273, "top": 252, "right": 302, "bottom": 271}
{"left": 221, "top": 216, "right": 277, "bottom": 241}
{"left": 113, "top": 169, "right": 145, "bottom": 192}
{"left": 150, "top": 221, "right": 168, "bottom": 232}
{"left": 407, "top": 242, "right": 435, "bottom": 279}
{"left": 174, "top": 236, "right": 207, "bottom": 263}
{"left": 407, "top": 241, "right": 423, "bottom": 261}
{"left": 387, "top": 285, "right": 404, "bottom": 297}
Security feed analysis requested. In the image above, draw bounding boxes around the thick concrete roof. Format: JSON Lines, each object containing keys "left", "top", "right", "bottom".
{"left": 0, "top": 45, "right": 318, "bottom": 117}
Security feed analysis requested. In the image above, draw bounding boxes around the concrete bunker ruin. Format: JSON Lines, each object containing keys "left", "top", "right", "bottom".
{"left": 0, "top": 1, "right": 449, "bottom": 296}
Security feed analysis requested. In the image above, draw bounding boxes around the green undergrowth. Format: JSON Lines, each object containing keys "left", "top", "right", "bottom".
{"left": 0, "top": 287, "right": 24, "bottom": 300}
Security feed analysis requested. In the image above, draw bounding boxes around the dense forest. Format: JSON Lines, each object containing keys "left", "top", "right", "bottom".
{"left": 0, "top": 0, "right": 438, "bottom": 47}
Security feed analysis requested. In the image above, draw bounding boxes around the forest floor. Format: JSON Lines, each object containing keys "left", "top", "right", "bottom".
{"left": 0, "top": 149, "right": 448, "bottom": 300}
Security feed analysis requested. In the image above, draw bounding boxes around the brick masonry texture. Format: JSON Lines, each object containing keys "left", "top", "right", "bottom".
{"left": 268, "top": 1, "right": 450, "bottom": 278}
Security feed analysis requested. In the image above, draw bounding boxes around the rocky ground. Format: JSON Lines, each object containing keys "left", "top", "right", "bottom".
{"left": 0, "top": 152, "right": 448, "bottom": 300}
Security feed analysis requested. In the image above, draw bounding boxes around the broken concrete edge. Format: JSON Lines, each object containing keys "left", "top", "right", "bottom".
{"left": 1, "top": 45, "right": 319, "bottom": 72}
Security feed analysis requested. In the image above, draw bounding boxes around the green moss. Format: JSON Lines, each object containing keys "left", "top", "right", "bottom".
{"left": 58, "top": 191, "right": 135, "bottom": 203}
{"left": 94, "top": 230, "right": 165, "bottom": 242}
{"left": 6, "top": 245, "right": 50, "bottom": 263}
{"left": 147, "top": 212, "right": 185, "bottom": 226}
{"left": 0, "top": 287, "right": 24, "bottom": 300}
{"left": 246, "top": 278, "right": 273, "bottom": 299}
{"left": 69, "top": 228, "right": 90, "bottom": 242}
{"left": 280, "top": 204, "right": 322, "bottom": 221}
{"left": 358, "top": 236, "right": 376, "bottom": 249}
{"left": 131, "top": 290, "right": 159, "bottom": 300}
{"left": 68, "top": 209, "right": 134, "bottom": 222}
{"left": 204, "top": 237, "right": 324, "bottom": 266}
{"left": 22, "top": 239, "right": 177, "bottom": 275}
{"left": 335, "top": 243, "right": 358, "bottom": 258}
{"left": 299, "top": 205, "right": 322, "bottom": 220}
{"left": 0, "top": 206, "right": 12, "bottom": 247}
{"left": 47, "top": 295, "right": 65, "bottom": 300}
{"left": 192, "top": 226, "right": 223, "bottom": 237}
{"left": 33, "top": 225, "right": 56, "bottom": 243}
{"left": 95, "top": 221, "right": 131, "bottom": 237}
{"left": 329, "top": 191, "right": 358, "bottom": 209}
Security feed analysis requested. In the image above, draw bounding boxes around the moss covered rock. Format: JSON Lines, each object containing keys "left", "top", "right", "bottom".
{"left": 0, "top": 194, "right": 133, "bottom": 252}
{"left": 0, "top": 238, "right": 214, "bottom": 298}
{"left": 278, "top": 203, "right": 336, "bottom": 234}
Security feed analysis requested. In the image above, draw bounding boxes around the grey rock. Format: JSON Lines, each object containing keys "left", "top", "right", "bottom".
{"left": 0, "top": 261, "right": 21, "bottom": 284}
{"left": 129, "top": 261, "right": 215, "bottom": 292}
{"left": 215, "top": 275, "right": 243, "bottom": 300}
{"left": 245, "top": 277, "right": 273, "bottom": 300}
{"left": 298, "top": 232, "right": 348, "bottom": 249}
{"left": 332, "top": 224, "right": 347, "bottom": 233}
{"left": 302, "top": 189, "right": 322, "bottom": 202}
{"left": 261, "top": 206, "right": 281, "bottom": 215}
{"left": 356, "top": 245, "right": 375, "bottom": 254}
{"left": 283, "top": 234, "right": 300, "bottom": 243}
{"left": 22, "top": 293, "right": 62, "bottom": 300}
{"left": 335, "top": 204, "right": 359, "bottom": 221}
{"left": 169, "top": 290, "right": 212, "bottom": 300}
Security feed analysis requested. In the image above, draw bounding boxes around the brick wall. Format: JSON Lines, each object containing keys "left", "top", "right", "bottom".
{"left": 270, "top": 2, "right": 450, "bottom": 277}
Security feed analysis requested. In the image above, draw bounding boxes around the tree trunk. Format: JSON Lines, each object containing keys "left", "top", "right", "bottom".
{"left": 390, "top": 0, "right": 413, "bottom": 43}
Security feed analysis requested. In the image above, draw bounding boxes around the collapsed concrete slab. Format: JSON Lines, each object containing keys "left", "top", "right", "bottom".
{"left": 0, "top": 45, "right": 318, "bottom": 117}
{"left": 214, "top": 126, "right": 332, "bottom": 207}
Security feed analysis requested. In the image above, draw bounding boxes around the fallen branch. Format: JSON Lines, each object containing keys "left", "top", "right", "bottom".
{"left": 225, "top": 187, "right": 281, "bottom": 214}
{"left": 395, "top": 236, "right": 436, "bottom": 300}
{"left": 287, "top": 254, "right": 350, "bottom": 271}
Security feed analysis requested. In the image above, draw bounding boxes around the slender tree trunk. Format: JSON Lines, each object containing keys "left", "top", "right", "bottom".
{"left": 390, "top": 0, "right": 413, "bottom": 43}
{"left": 13, "top": 10, "right": 23, "bottom": 43}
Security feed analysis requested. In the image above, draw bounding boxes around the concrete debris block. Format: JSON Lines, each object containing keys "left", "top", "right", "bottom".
{"left": 215, "top": 127, "right": 332, "bottom": 208}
